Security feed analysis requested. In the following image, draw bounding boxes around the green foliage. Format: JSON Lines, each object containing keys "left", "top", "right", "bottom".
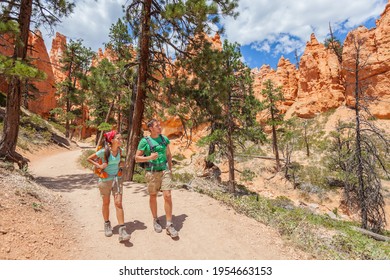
{"left": 55, "top": 38, "right": 94, "bottom": 134}
{"left": 133, "top": 166, "right": 146, "bottom": 184}
{"left": 79, "top": 149, "right": 96, "bottom": 169}
{"left": 171, "top": 40, "right": 264, "bottom": 190}
{"left": 240, "top": 169, "right": 256, "bottom": 182}
{"left": 97, "top": 122, "right": 112, "bottom": 132}
{"left": 261, "top": 79, "right": 285, "bottom": 126}
{"left": 172, "top": 154, "right": 186, "bottom": 161}
{"left": 32, "top": 202, "right": 42, "bottom": 212}
{"left": 172, "top": 172, "right": 194, "bottom": 184}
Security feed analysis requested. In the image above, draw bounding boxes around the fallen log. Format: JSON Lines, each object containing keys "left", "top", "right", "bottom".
{"left": 236, "top": 154, "right": 286, "bottom": 162}
{"left": 352, "top": 226, "right": 390, "bottom": 242}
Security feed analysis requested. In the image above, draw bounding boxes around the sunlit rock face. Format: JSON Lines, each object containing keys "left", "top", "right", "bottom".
{"left": 27, "top": 30, "right": 57, "bottom": 117}
{"left": 0, "top": 31, "right": 56, "bottom": 117}
{"left": 342, "top": 1, "right": 390, "bottom": 119}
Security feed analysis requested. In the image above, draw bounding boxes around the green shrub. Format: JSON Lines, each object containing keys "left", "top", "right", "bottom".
{"left": 240, "top": 169, "right": 256, "bottom": 182}
{"left": 133, "top": 167, "right": 146, "bottom": 183}
{"left": 49, "top": 121, "right": 66, "bottom": 134}
{"left": 172, "top": 172, "right": 194, "bottom": 183}
{"left": 173, "top": 154, "right": 186, "bottom": 161}
{"left": 79, "top": 149, "right": 95, "bottom": 169}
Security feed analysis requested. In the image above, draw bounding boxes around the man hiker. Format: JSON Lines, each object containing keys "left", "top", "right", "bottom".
{"left": 135, "top": 119, "right": 178, "bottom": 238}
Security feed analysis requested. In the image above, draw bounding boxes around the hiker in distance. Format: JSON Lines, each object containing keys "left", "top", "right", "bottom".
{"left": 87, "top": 130, "right": 131, "bottom": 242}
{"left": 135, "top": 119, "right": 178, "bottom": 238}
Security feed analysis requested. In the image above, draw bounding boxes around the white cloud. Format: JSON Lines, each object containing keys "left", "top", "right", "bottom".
{"left": 221, "top": 0, "right": 387, "bottom": 55}
{"left": 39, "top": 0, "right": 388, "bottom": 67}
{"left": 42, "top": 0, "right": 125, "bottom": 51}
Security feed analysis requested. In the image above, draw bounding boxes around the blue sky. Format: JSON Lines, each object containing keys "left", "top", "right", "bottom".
{"left": 42, "top": 0, "right": 388, "bottom": 70}
{"left": 236, "top": 16, "right": 380, "bottom": 69}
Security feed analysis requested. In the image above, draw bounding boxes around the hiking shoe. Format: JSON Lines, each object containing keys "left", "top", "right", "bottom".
{"left": 153, "top": 218, "right": 162, "bottom": 233}
{"left": 118, "top": 225, "right": 131, "bottom": 242}
{"left": 104, "top": 221, "right": 113, "bottom": 237}
{"left": 166, "top": 224, "right": 178, "bottom": 238}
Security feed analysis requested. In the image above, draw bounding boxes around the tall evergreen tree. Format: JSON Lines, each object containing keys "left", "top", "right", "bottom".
{"left": 87, "top": 58, "right": 118, "bottom": 145}
{"left": 123, "top": 0, "right": 238, "bottom": 180}
{"left": 104, "top": 19, "right": 135, "bottom": 153}
{"left": 0, "top": 0, "right": 74, "bottom": 168}
{"left": 261, "top": 79, "right": 284, "bottom": 171}
{"left": 54, "top": 39, "right": 94, "bottom": 138}
{"left": 170, "top": 40, "right": 264, "bottom": 192}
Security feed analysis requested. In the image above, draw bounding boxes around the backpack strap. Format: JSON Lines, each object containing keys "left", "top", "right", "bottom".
{"left": 159, "top": 134, "right": 167, "bottom": 146}
{"left": 144, "top": 136, "right": 157, "bottom": 152}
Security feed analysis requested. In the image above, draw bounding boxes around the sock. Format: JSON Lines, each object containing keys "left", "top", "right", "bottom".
{"left": 105, "top": 220, "right": 110, "bottom": 224}
{"left": 166, "top": 221, "right": 172, "bottom": 227}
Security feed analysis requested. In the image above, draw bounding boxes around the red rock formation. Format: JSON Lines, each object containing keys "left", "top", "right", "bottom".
{"left": 293, "top": 33, "right": 345, "bottom": 118}
{"left": 27, "top": 30, "right": 57, "bottom": 117}
{"left": 0, "top": 31, "right": 56, "bottom": 117}
{"left": 252, "top": 34, "right": 344, "bottom": 119}
{"left": 49, "top": 32, "right": 67, "bottom": 83}
{"left": 342, "top": 1, "right": 390, "bottom": 119}
{"left": 0, "top": 33, "right": 14, "bottom": 95}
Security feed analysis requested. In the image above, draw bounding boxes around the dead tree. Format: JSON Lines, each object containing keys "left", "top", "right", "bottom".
{"left": 341, "top": 34, "right": 389, "bottom": 233}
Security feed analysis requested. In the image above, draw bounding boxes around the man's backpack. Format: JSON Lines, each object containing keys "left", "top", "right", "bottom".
{"left": 139, "top": 135, "right": 167, "bottom": 169}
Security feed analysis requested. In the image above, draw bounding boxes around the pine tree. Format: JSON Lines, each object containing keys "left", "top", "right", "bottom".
{"left": 170, "top": 40, "right": 264, "bottom": 192}
{"left": 104, "top": 19, "right": 135, "bottom": 156}
{"left": 123, "top": 0, "right": 238, "bottom": 180}
{"left": 261, "top": 79, "right": 284, "bottom": 171}
{"left": 87, "top": 58, "right": 118, "bottom": 145}
{"left": 0, "top": 0, "right": 74, "bottom": 168}
{"left": 54, "top": 39, "right": 94, "bottom": 138}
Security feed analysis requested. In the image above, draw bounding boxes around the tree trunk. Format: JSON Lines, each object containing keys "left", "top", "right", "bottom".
{"left": 96, "top": 99, "right": 116, "bottom": 148}
{"left": 205, "top": 122, "right": 216, "bottom": 169}
{"left": 117, "top": 93, "right": 122, "bottom": 131}
{"left": 227, "top": 92, "right": 235, "bottom": 193}
{"left": 304, "top": 121, "right": 310, "bottom": 157}
{"left": 124, "top": 0, "right": 152, "bottom": 181}
{"left": 227, "top": 123, "right": 235, "bottom": 193}
{"left": 0, "top": 0, "right": 33, "bottom": 169}
{"left": 353, "top": 50, "right": 367, "bottom": 229}
{"left": 65, "top": 97, "right": 70, "bottom": 138}
{"left": 271, "top": 107, "right": 281, "bottom": 171}
{"left": 124, "top": 78, "right": 137, "bottom": 174}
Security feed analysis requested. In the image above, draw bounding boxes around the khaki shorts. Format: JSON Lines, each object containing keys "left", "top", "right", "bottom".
{"left": 98, "top": 177, "right": 123, "bottom": 196}
{"left": 145, "top": 170, "right": 173, "bottom": 194}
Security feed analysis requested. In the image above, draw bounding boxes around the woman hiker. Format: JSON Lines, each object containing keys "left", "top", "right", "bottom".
{"left": 87, "top": 130, "right": 131, "bottom": 242}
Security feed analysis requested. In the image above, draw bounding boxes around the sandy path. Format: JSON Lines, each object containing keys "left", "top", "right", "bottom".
{"left": 29, "top": 147, "right": 308, "bottom": 260}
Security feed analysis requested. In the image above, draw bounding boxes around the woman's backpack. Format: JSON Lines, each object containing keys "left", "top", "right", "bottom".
{"left": 93, "top": 157, "right": 109, "bottom": 179}
{"left": 93, "top": 148, "right": 122, "bottom": 178}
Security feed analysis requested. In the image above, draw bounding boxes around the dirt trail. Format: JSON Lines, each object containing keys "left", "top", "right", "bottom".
{"left": 29, "top": 146, "right": 308, "bottom": 260}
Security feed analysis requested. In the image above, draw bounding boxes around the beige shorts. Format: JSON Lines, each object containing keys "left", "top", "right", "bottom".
{"left": 98, "top": 178, "right": 123, "bottom": 196}
{"left": 145, "top": 170, "right": 173, "bottom": 194}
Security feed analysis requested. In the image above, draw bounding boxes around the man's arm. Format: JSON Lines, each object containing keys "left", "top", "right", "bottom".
{"left": 135, "top": 149, "right": 158, "bottom": 162}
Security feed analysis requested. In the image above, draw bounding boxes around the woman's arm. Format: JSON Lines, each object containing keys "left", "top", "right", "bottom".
{"left": 87, "top": 153, "right": 107, "bottom": 169}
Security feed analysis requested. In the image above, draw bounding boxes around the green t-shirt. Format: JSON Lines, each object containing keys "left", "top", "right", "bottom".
{"left": 137, "top": 135, "right": 170, "bottom": 171}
